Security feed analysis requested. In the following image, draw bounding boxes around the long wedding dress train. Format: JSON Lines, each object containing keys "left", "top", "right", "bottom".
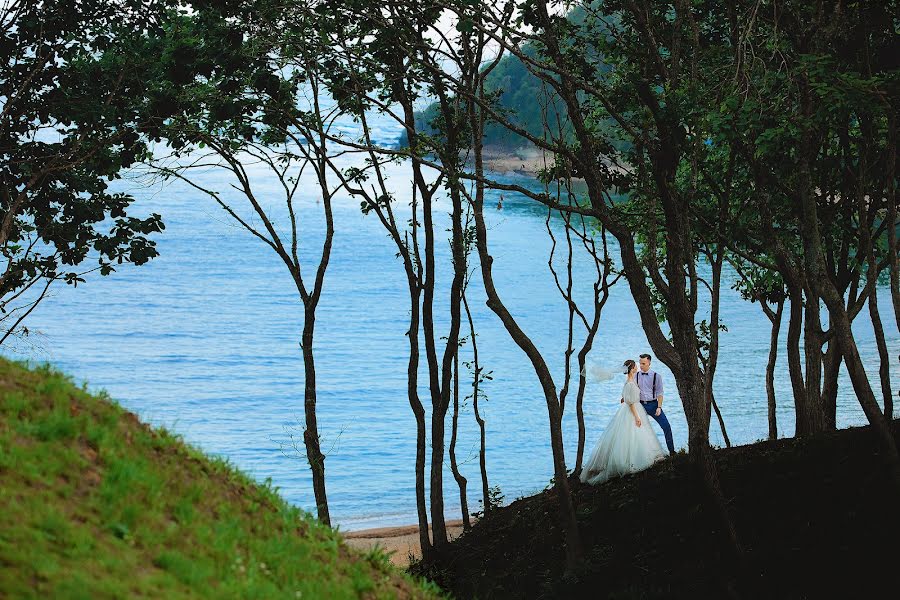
{"left": 580, "top": 380, "right": 666, "bottom": 485}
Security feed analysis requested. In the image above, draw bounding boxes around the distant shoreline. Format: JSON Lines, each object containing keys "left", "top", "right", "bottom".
{"left": 480, "top": 145, "right": 552, "bottom": 177}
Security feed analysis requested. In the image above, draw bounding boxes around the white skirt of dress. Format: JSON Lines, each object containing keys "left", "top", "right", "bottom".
{"left": 580, "top": 402, "right": 666, "bottom": 485}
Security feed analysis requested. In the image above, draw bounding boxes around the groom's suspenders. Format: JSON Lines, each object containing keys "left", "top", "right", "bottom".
{"left": 641, "top": 371, "right": 658, "bottom": 401}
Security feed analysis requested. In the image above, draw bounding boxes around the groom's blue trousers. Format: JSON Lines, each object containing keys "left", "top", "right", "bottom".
{"left": 641, "top": 400, "right": 675, "bottom": 454}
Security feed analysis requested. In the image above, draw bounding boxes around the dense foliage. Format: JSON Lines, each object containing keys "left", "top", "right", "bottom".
{"left": 0, "top": 0, "right": 172, "bottom": 324}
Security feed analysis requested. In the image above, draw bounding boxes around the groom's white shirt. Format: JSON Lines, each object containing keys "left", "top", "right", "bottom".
{"left": 636, "top": 369, "right": 663, "bottom": 403}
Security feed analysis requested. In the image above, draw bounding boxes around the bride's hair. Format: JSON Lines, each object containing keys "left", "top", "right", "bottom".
{"left": 623, "top": 359, "right": 635, "bottom": 375}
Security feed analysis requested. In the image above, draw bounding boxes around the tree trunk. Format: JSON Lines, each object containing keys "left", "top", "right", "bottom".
{"left": 554, "top": 212, "right": 576, "bottom": 419}
{"left": 573, "top": 220, "right": 608, "bottom": 476}
{"left": 599, "top": 157, "right": 744, "bottom": 569}
{"left": 821, "top": 340, "right": 842, "bottom": 431}
{"left": 825, "top": 289, "right": 900, "bottom": 488}
{"left": 391, "top": 82, "right": 443, "bottom": 557}
{"left": 301, "top": 310, "right": 330, "bottom": 526}
{"left": 430, "top": 177, "right": 467, "bottom": 548}
{"left": 654, "top": 214, "right": 743, "bottom": 564}
{"left": 704, "top": 245, "right": 730, "bottom": 450}
{"left": 792, "top": 83, "right": 830, "bottom": 438}
{"left": 427, "top": 389, "right": 448, "bottom": 547}
{"left": 679, "top": 373, "right": 743, "bottom": 562}
{"left": 886, "top": 119, "right": 899, "bottom": 333}
{"left": 574, "top": 331, "right": 597, "bottom": 475}
{"left": 798, "top": 183, "right": 900, "bottom": 489}
{"left": 407, "top": 281, "right": 433, "bottom": 559}
{"left": 464, "top": 291, "right": 491, "bottom": 517}
{"left": 424, "top": 73, "right": 469, "bottom": 552}
{"left": 711, "top": 390, "right": 731, "bottom": 448}
{"left": 468, "top": 103, "right": 582, "bottom": 570}
{"left": 450, "top": 351, "right": 471, "bottom": 530}
{"left": 474, "top": 198, "right": 581, "bottom": 569}
{"left": 765, "top": 300, "right": 784, "bottom": 440}
{"left": 869, "top": 276, "right": 893, "bottom": 420}
{"left": 858, "top": 159, "right": 894, "bottom": 421}
{"left": 785, "top": 286, "right": 809, "bottom": 435}
{"left": 801, "top": 293, "right": 827, "bottom": 435}
{"left": 351, "top": 97, "right": 434, "bottom": 558}
{"left": 422, "top": 181, "right": 449, "bottom": 548}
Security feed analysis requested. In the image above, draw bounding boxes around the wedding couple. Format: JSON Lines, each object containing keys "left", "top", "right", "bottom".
{"left": 580, "top": 354, "right": 676, "bottom": 485}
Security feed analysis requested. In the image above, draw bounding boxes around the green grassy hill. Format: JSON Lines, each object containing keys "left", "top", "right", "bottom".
{"left": 0, "top": 358, "right": 441, "bottom": 599}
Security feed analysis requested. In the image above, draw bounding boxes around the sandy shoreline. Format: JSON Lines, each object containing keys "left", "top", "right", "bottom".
{"left": 343, "top": 519, "right": 469, "bottom": 567}
{"left": 480, "top": 144, "right": 621, "bottom": 183}
{"left": 481, "top": 145, "right": 553, "bottom": 177}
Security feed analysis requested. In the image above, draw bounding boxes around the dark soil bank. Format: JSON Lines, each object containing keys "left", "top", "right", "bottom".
{"left": 412, "top": 422, "right": 900, "bottom": 599}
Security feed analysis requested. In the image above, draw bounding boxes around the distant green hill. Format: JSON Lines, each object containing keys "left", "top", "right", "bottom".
{"left": 399, "top": 42, "right": 568, "bottom": 151}
{"left": 399, "top": 5, "right": 618, "bottom": 152}
{"left": 0, "top": 358, "right": 441, "bottom": 599}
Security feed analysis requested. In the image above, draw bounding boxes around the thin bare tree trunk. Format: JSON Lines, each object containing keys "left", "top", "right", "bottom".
{"left": 545, "top": 204, "right": 577, "bottom": 419}
{"left": 711, "top": 391, "right": 731, "bottom": 448}
{"left": 574, "top": 304, "right": 603, "bottom": 475}
{"left": 301, "top": 309, "right": 330, "bottom": 526}
{"left": 298, "top": 76, "right": 337, "bottom": 527}
{"left": 366, "top": 216, "right": 431, "bottom": 555}
{"left": 463, "top": 291, "right": 491, "bottom": 517}
{"left": 869, "top": 290, "right": 893, "bottom": 420}
{"left": 886, "top": 119, "right": 899, "bottom": 333}
{"left": 337, "top": 100, "right": 434, "bottom": 559}
{"left": 384, "top": 211, "right": 431, "bottom": 557}
{"left": 821, "top": 341, "right": 842, "bottom": 431}
{"left": 553, "top": 204, "right": 613, "bottom": 476}
{"left": 426, "top": 179, "right": 467, "bottom": 550}
{"left": 704, "top": 212, "right": 730, "bottom": 450}
{"left": 181, "top": 95, "right": 339, "bottom": 527}
{"left": 471, "top": 181, "right": 581, "bottom": 569}
{"left": 421, "top": 185, "right": 449, "bottom": 548}
{"left": 826, "top": 289, "right": 900, "bottom": 488}
{"left": 394, "top": 74, "right": 452, "bottom": 551}
{"left": 422, "top": 67, "right": 469, "bottom": 554}
{"left": 764, "top": 300, "right": 784, "bottom": 440}
{"left": 449, "top": 350, "right": 471, "bottom": 530}
{"left": 785, "top": 286, "right": 808, "bottom": 435}
{"left": 466, "top": 64, "right": 582, "bottom": 568}
{"left": 797, "top": 174, "right": 900, "bottom": 489}
{"left": 408, "top": 286, "right": 433, "bottom": 558}
{"left": 801, "top": 291, "right": 827, "bottom": 434}
{"left": 693, "top": 233, "right": 741, "bottom": 563}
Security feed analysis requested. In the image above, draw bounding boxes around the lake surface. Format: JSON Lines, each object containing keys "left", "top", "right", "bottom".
{"left": 6, "top": 116, "right": 898, "bottom": 530}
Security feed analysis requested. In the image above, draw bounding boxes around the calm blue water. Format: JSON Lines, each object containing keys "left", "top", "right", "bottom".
{"left": 5, "top": 117, "right": 898, "bottom": 530}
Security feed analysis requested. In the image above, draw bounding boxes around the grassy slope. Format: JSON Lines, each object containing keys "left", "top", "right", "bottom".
{"left": 0, "top": 358, "right": 441, "bottom": 599}
{"left": 414, "top": 420, "right": 900, "bottom": 599}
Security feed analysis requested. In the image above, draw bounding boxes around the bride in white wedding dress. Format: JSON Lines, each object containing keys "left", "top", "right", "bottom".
{"left": 580, "top": 359, "right": 666, "bottom": 485}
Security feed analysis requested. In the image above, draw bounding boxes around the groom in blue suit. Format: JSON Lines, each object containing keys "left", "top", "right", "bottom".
{"left": 636, "top": 353, "right": 676, "bottom": 455}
